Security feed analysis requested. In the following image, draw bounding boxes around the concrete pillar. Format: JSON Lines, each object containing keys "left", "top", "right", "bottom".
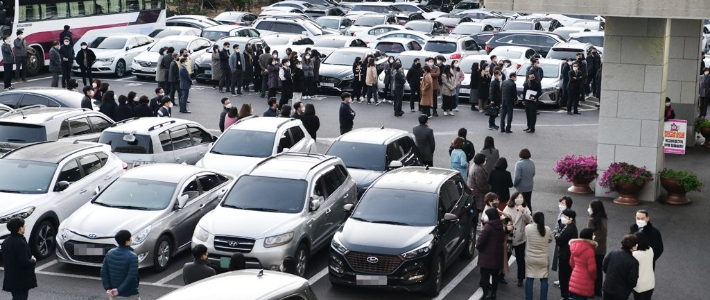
{"left": 666, "top": 19, "right": 703, "bottom": 144}
{"left": 596, "top": 17, "right": 669, "bottom": 201}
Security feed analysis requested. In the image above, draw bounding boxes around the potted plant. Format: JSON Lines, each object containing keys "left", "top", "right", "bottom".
{"left": 553, "top": 155, "right": 598, "bottom": 194}
{"left": 659, "top": 168, "right": 702, "bottom": 205}
{"left": 599, "top": 162, "right": 654, "bottom": 205}
{"left": 695, "top": 117, "right": 710, "bottom": 148}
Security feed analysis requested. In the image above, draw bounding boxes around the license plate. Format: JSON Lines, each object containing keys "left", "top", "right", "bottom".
{"left": 321, "top": 82, "right": 335, "bottom": 87}
{"left": 143, "top": 67, "right": 155, "bottom": 73}
{"left": 460, "top": 88, "right": 471, "bottom": 94}
{"left": 356, "top": 275, "right": 387, "bottom": 286}
{"left": 74, "top": 244, "right": 105, "bottom": 255}
{"left": 204, "top": 70, "right": 212, "bottom": 75}
{"left": 219, "top": 257, "right": 231, "bottom": 269}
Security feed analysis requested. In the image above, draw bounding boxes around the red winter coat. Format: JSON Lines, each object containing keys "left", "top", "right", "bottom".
{"left": 569, "top": 239, "right": 598, "bottom": 297}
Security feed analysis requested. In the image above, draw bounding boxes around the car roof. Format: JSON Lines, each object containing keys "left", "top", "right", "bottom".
{"left": 103, "top": 117, "right": 195, "bottom": 134}
{"left": 317, "top": 35, "right": 356, "bottom": 41}
{"left": 372, "top": 166, "right": 456, "bottom": 193}
{"left": 376, "top": 37, "right": 416, "bottom": 44}
{"left": 2, "top": 87, "right": 82, "bottom": 97}
{"left": 568, "top": 31, "right": 604, "bottom": 38}
{"left": 158, "top": 35, "right": 207, "bottom": 42}
{"left": 551, "top": 41, "right": 593, "bottom": 49}
{"left": 93, "top": 34, "right": 148, "bottom": 39}
{"left": 0, "top": 107, "right": 93, "bottom": 124}
{"left": 335, "top": 127, "right": 408, "bottom": 144}
{"left": 396, "top": 50, "right": 439, "bottom": 58}
{"left": 427, "top": 35, "right": 467, "bottom": 42}
{"left": 158, "top": 270, "right": 310, "bottom": 300}
{"left": 491, "top": 45, "right": 534, "bottom": 53}
{"left": 202, "top": 25, "right": 248, "bottom": 32}
{"left": 121, "top": 163, "right": 207, "bottom": 183}
{"left": 247, "top": 153, "right": 336, "bottom": 180}
{"left": 228, "top": 117, "right": 296, "bottom": 132}
{"left": 2, "top": 141, "right": 105, "bottom": 163}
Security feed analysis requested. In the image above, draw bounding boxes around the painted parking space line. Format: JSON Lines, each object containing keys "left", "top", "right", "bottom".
{"left": 308, "top": 267, "right": 329, "bottom": 286}
{"left": 154, "top": 268, "right": 184, "bottom": 285}
{"left": 25, "top": 76, "right": 52, "bottom": 82}
{"left": 433, "top": 256, "right": 478, "bottom": 300}
{"left": 34, "top": 260, "right": 58, "bottom": 272}
{"left": 467, "top": 256, "right": 516, "bottom": 300}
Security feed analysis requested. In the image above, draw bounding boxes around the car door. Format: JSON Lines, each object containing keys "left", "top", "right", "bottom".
{"left": 53, "top": 157, "right": 89, "bottom": 221}
{"left": 307, "top": 174, "right": 331, "bottom": 249}
{"left": 437, "top": 180, "right": 463, "bottom": 262}
{"left": 318, "top": 168, "right": 344, "bottom": 240}
{"left": 448, "top": 177, "right": 472, "bottom": 255}
{"left": 536, "top": 35, "right": 559, "bottom": 56}
{"left": 171, "top": 177, "right": 204, "bottom": 247}
{"left": 75, "top": 152, "right": 110, "bottom": 202}
{"left": 167, "top": 125, "right": 197, "bottom": 164}
{"left": 58, "top": 116, "right": 96, "bottom": 142}
{"left": 187, "top": 125, "right": 213, "bottom": 164}
{"left": 125, "top": 37, "right": 143, "bottom": 67}
{"left": 87, "top": 115, "right": 113, "bottom": 136}
{"left": 397, "top": 137, "right": 419, "bottom": 166}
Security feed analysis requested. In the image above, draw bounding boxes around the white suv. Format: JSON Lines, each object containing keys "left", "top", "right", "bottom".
{"left": 0, "top": 141, "right": 125, "bottom": 260}
{"left": 196, "top": 117, "right": 316, "bottom": 176}
{"left": 98, "top": 117, "right": 215, "bottom": 168}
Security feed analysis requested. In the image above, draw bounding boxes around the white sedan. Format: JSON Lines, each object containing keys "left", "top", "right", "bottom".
{"left": 72, "top": 34, "right": 154, "bottom": 77}
{"left": 372, "top": 38, "right": 423, "bottom": 56}
{"left": 131, "top": 36, "right": 212, "bottom": 81}
{"left": 488, "top": 46, "right": 540, "bottom": 69}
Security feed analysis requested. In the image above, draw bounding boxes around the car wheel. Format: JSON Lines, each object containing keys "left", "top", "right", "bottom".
{"left": 114, "top": 59, "right": 126, "bottom": 77}
{"left": 29, "top": 219, "right": 56, "bottom": 260}
{"left": 459, "top": 224, "right": 476, "bottom": 260}
{"left": 27, "top": 48, "right": 43, "bottom": 76}
{"left": 196, "top": 79, "right": 206, "bottom": 84}
{"left": 295, "top": 242, "right": 309, "bottom": 277}
{"left": 424, "top": 256, "right": 443, "bottom": 297}
{"left": 152, "top": 235, "right": 172, "bottom": 272}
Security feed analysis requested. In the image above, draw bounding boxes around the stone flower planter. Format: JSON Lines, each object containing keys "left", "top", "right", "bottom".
{"left": 613, "top": 181, "right": 645, "bottom": 206}
{"left": 660, "top": 177, "right": 692, "bottom": 205}
{"left": 701, "top": 127, "right": 710, "bottom": 149}
{"left": 568, "top": 177, "right": 594, "bottom": 194}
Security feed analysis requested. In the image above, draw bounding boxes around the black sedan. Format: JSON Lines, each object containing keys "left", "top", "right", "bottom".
{"left": 318, "top": 48, "right": 388, "bottom": 93}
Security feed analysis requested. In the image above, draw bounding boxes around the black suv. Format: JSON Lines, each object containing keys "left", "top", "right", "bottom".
{"left": 329, "top": 166, "right": 476, "bottom": 296}
{"left": 485, "top": 30, "right": 567, "bottom": 57}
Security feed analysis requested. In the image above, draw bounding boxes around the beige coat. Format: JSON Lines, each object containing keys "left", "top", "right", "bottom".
{"left": 503, "top": 205, "right": 532, "bottom": 246}
{"left": 524, "top": 224, "right": 552, "bottom": 278}
{"left": 420, "top": 73, "right": 433, "bottom": 106}
{"left": 441, "top": 73, "right": 456, "bottom": 96}
{"left": 366, "top": 66, "right": 378, "bottom": 85}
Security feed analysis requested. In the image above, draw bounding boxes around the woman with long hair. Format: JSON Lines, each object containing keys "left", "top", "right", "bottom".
{"left": 302, "top": 51, "right": 315, "bottom": 100}
{"left": 481, "top": 136, "right": 500, "bottom": 174}
{"left": 99, "top": 90, "right": 117, "bottom": 121}
{"left": 467, "top": 153, "right": 490, "bottom": 212}
{"left": 300, "top": 103, "right": 320, "bottom": 140}
{"left": 470, "top": 62, "right": 480, "bottom": 111}
{"left": 488, "top": 157, "right": 513, "bottom": 208}
{"left": 556, "top": 209, "right": 579, "bottom": 300}
{"left": 211, "top": 44, "right": 222, "bottom": 89}
{"left": 449, "top": 137, "right": 468, "bottom": 181}
{"left": 441, "top": 65, "right": 457, "bottom": 115}
{"left": 632, "top": 232, "right": 655, "bottom": 300}
{"left": 514, "top": 148, "right": 536, "bottom": 210}
{"left": 525, "top": 212, "right": 552, "bottom": 300}
{"left": 587, "top": 199, "right": 608, "bottom": 296}
{"left": 238, "top": 103, "right": 253, "bottom": 119}
{"left": 352, "top": 57, "right": 363, "bottom": 102}
{"left": 420, "top": 65, "right": 433, "bottom": 117}
{"left": 503, "top": 192, "right": 533, "bottom": 287}
{"left": 477, "top": 208, "right": 506, "bottom": 300}
{"left": 365, "top": 58, "right": 378, "bottom": 104}
{"left": 453, "top": 60, "right": 465, "bottom": 111}
{"left": 224, "top": 106, "right": 239, "bottom": 129}
{"left": 478, "top": 67, "right": 491, "bottom": 114}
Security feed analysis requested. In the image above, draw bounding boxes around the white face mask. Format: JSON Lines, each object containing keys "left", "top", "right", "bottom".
{"left": 305, "top": 55, "right": 310, "bottom": 59}
{"left": 427, "top": 62, "right": 434, "bottom": 67}
{"left": 559, "top": 205, "right": 566, "bottom": 212}
{"left": 561, "top": 216, "right": 570, "bottom": 225}
{"left": 636, "top": 220, "right": 647, "bottom": 228}
{"left": 81, "top": 46, "right": 87, "bottom": 49}
{"left": 159, "top": 93, "right": 165, "bottom": 96}
{"left": 587, "top": 208, "right": 593, "bottom": 215}
{"left": 453, "top": 63, "right": 459, "bottom": 68}
{"left": 92, "top": 83, "right": 97, "bottom": 88}
{"left": 666, "top": 102, "right": 671, "bottom": 107}
{"left": 296, "top": 64, "right": 302, "bottom": 69}
{"left": 64, "top": 41, "right": 70, "bottom": 45}
{"left": 225, "top": 103, "right": 232, "bottom": 109}
{"left": 273, "top": 54, "right": 278, "bottom": 58}
{"left": 573, "top": 67, "right": 579, "bottom": 71}
{"left": 285, "top": 62, "right": 290, "bottom": 67}
{"left": 389, "top": 59, "right": 394, "bottom": 63}
{"left": 568, "top": 61, "right": 573, "bottom": 66}
{"left": 514, "top": 198, "right": 524, "bottom": 205}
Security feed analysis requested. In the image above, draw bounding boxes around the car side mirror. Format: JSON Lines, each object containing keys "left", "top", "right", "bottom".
{"left": 443, "top": 213, "right": 459, "bottom": 222}
{"left": 343, "top": 203, "right": 353, "bottom": 212}
{"left": 93, "top": 186, "right": 101, "bottom": 196}
{"left": 310, "top": 195, "right": 323, "bottom": 211}
{"left": 125, "top": 46, "right": 130, "bottom": 51}
{"left": 340, "top": 25, "right": 346, "bottom": 29}
{"left": 387, "top": 160, "right": 403, "bottom": 170}
{"left": 54, "top": 181, "right": 70, "bottom": 192}
{"left": 177, "top": 194, "right": 189, "bottom": 209}
{"left": 212, "top": 136, "right": 218, "bottom": 142}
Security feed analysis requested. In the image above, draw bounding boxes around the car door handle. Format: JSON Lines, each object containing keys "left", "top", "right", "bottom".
{"left": 79, "top": 189, "right": 87, "bottom": 194}
{"left": 104, "top": 175, "right": 113, "bottom": 180}
{"left": 343, "top": 193, "right": 349, "bottom": 198}
{"left": 325, "top": 208, "right": 332, "bottom": 214}
{"left": 198, "top": 203, "right": 206, "bottom": 210}
{"left": 175, "top": 157, "right": 181, "bottom": 161}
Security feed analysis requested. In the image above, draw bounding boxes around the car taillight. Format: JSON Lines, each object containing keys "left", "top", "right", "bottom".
{"left": 450, "top": 53, "right": 462, "bottom": 59}
{"left": 122, "top": 162, "right": 128, "bottom": 170}
{"left": 516, "top": 64, "right": 521, "bottom": 69}
{"left": 485, "top": 44, "right": 491, "bottom": 53}
{"left": 399, "top": 22, "right": 406, "bottom": 25}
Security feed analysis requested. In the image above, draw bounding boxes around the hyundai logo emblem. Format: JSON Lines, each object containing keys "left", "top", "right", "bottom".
{"left": 88, "top": 234, "right": 97, "bottom": 239}
{"left": 229, "top": 241, "right": 240, "bottom": 247}
{"left": 366, "top": 256, "right": 379, "bottom": 264}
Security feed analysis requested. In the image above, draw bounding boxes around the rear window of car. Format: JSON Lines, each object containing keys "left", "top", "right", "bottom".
{"left": 354, "top": 16, "right": 384, "bottom": 26}
{"left": 547, "top": 48, "right": 584, "bottom": 60}
{"left": 315, "top": 39, "right": 346, "bottom": 48}
{"left": 375, "top": 42, "right": 405, "bottom": 53}
{"left": 424, "top": 41, "right": 457, "bottom": 54}
{"left": 98, "top": 132, "right": 154, "bottom": 154}
{"left": 201, "top": 31, "right": 230, "bottom": 41}
{"left": 0, "top": 123, "right": 46, "bottom": 143}
{"left": 503, "top": 22, "right": 532, "bottom": 31}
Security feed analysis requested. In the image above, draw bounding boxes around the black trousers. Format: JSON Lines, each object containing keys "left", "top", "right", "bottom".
{"left": 340, "top": 127, "right": 352, "bottom": 134}
{"left": 232, "top": 70, "right": 243, "bottom": 93}
{"left": 513, "top": 242, "right": 526, "bottom": 281}
{"left": 700, "top": 95, "right": 709, "bottom": 117}
{"left": 3, "top": 63, "right": 12, "bottom": 88}
{"left": 163, "top": 80, "right": 171, "bottom": 96}
{"left": 603, "top": 293, "right": 627, "bottom": 300}
{"left": 480, "top": 267, "right": 500, "bottom": 295}
{"left": 500, "top": 104, "right": 513, "bottom": 131}
{"left": 525, "top": 101, "right": 537, "bottom": 130}
{"left": 61, "top": 63, "right": 72, "bottom": 88}
{"left": 280, "top": 83, "right": 292, "bottom": 107}
{"left": 633, "top": 289, "right": 654, "bottom": 300}
{"left": 11, "top": 290, "right": 29, "bottom": 300}
{"left": 218, "top": 69, "right": 231, "bottom": 92}
{"left": 304, "top": 76, "right": 314, "bottom": 97}
{"left": 79, "top": 65, "right": 93, "bottom": 86}
{"left": 352, "top": 80, "right": 362, "bottom": 100}
{"left": 432, "top": 89, "right": 438, "bottom": 113}
{"left": 410, "top": 85, "right": 420, "bottom": 109}
{"left": 568, "top": 89, "right": 580, "bottom": 113}
{"left": 15, "top": 56, "right": 27, "bottom": 81}
{"left": 261, "top": 74, "right": 268, "bottom": 97}
{"left": 489, "top": 114, "right": 497, "bottom": 127}
{"left": 522, "top": 191, "right": 532, "bottom": 211}
{"left": 587, "top": 70, "right": 597, "bottom": 96}
{"left": 394, "top": 87, "right": 403, "bottom": 114}
{"left": 170, "top": 82, "right": 180, "bottom": 104}
{"left": 559, "top": 255, "right": 572, "bottom": 299}
{"left": 595, "top": 254, "right": 604, "bottom": 295}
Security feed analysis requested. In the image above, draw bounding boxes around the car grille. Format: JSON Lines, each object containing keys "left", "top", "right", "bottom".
{"left": 320, "top": 76, "right": 341, "bottom": 85}
{"left": 137, "top": 60, "right": 157, "bottom": 67}
{"left": 214, "top": 236, "right": 256, "bottom": 253}
{"left": 64, "top": 241, "right": 115, "bottom": 264}
{"left": 345, "top": 251, "right": 403, "bottom": 275}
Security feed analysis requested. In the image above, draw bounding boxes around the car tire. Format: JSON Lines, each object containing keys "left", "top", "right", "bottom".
{"left": 329, "top": 274, "right": 346, "bottom": 287}
{"left": 196, "top": 79, "right": 206, "bottom": 84}
{"left": 114, "top": 59, "right": 126, "bottom": 77}
{"left": 424, "top": 256, "right": 443, "bottom": 297}
{"left": 152, "top": 235, "right": 172, "bottom": 272}
{"left": 26, "top": 48, "right": 43, "bottom": 76}
{"left": 295, "top": 242, "right": 309, "bottom": 277}
{"left": 29, "top": 219, "right": 56, "bottom": 260}
{"left": 459, "top": 224, "right": 476, "bottom": 260}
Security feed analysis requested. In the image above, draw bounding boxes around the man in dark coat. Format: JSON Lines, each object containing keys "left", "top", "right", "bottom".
{"left": 133, "top": 96, "right": 153, "bottom": 118}
{"left": 49, "top": 41, "right": 62, "bottom": 87}
{"left": 259, "top": 46, "right": 272, "bottom": 97}
{"left": 339, "top": 92, "right": 355, "bottom": 134}
{"left": 218, "top": 97, "right": 231, "bottom": 132}
{"left": 413, "top": 114, "right": 435, "bottom": 166}
{"left": 218, "top": 42, "right": 231, "bottom": 93}
{"left": 182, "top": 244, "right": 216, "bottom": 285}
{"left": 2, "top": 218, "right": 37, "bottom": 300}
{"left": 586, "top": 48, "right": 601, "bottom": 97}
{"left": 101, "top": 230, "right": 139, "bottom": 298}
{"left": 575, "top": 52, "right": 587, "bottom": 100}
{"left": 178, "top": 58, "right": 192, "bottom": 113}
{"left": 393, "top": 62, "right": 405, "bottom": 116}
{"left": 59, "top": 25, "right": 73, "bottom": 46}
{"left": 150, "top": 87, "right": 164, "bottom": 116}
{"left": 406, "top": 58, "right": 423, "bottom": 111}
{"left": 602, "top": 234, "right": 639, "bottom": 300}
{"left": 522, "top": 73, "right": 542, "bottom": 133}
{"left": 59, "top": 37, "right": 74, "bottom": 88}
{"left": 555, "top": 209, "right": 579, "bottom": 300}
{"left": 500, "top": 73, "right": 517, "bottom": 133}
{"left": 229, "top": 44, "right": 243, "bottom": 95}
{"left": 14, "top": 30, "right": 28, "bottom": 83}
{"left": 629, "top": 209, "right": 663, "bottom": 269}
{"left": 81, "top": 85, "right": 94, "bottom": 110}
{"left": 448, "top": 127, "right": 475, "bottom": 162}
{"left": 568, "top": 61, "right": 583, "bottom": 115}
{"left": 526, "top": 58, "right": 544, "bottom": 84}
{"left": 263, "top": 97, "right": 279, "bottom": 117}
{"left": 561, "top": 58, "right": 572, "bottom": 107}
{"left": 160, "top": 47, "right": 175, "bottom": 96}
{"left": 2, "top": 35, "right": 14, "bottom": 90}
{"left": 488, "top": 70, "right": 502, "bottom": 130}
{"left": 75, "top": 41, "right": 96, "bottom": 86}
{"left": 168, "top": 53, "right": 180, "bottom": 104}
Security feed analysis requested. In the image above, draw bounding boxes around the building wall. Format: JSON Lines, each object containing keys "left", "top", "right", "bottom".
{"left": 485, "top": 0, "right": 710, "bottom": 19}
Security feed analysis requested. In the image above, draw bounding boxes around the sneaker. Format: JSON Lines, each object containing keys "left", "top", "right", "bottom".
{"left": 488, "top": 125, "right": 494, "bottom": 130}
{"left": 411, "top": 109, "right": 416, "bottom": 112}
{"left": 443, "top": 111, "right": 449, "bottom": 116}
{"left": 450, "top": 111, "right": 455, "bottom": 116}
{"left": 554, "top": 280, "right": 560, "bottom": 286}
{"left": 231, "top": 93, "right": 237, "bottom": 96}
{"left": 454, "top": 108, "right": 459, "bottom": 112}
{"left": 375, "top": 101, "right": 381, "bottom": 106}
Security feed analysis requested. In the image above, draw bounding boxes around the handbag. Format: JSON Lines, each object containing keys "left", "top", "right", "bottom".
{"left": 484, "top": 104, "right": 500, "bottom": 116}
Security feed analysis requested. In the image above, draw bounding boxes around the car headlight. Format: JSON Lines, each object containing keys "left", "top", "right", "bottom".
{"left": 343, "top": 73, "right": 354, "bottom": 81}
{"left": 0, "top": 207, "right": 35, "bottom": 224}
{"left": 131, "top": 225, "right": 152, "bottom": 246}
{"left": 264, "top": 232, "right": 294, "bottom": 248}
{"left": 96, "top": 57, "right": 115, "bottom": 63}
{"left": 331, "top": 235, "right": 349, "bottom": 254}
{"left": 193, "top": 225, "right": 210, "bottom": 242}
{"left": 399, "top": 239, "right": 433, "bottom": 260}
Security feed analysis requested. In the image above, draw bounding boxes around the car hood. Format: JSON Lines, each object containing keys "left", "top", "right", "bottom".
{"left": 197, "top": 154, "right": 263, "bottom": 177}
{"left": 319, "top": 63, "right": 353, "bottom": 78}
{"left": 202, "top": 207, "right": 303, "bottom": 239}
{"left": 92, "top": 49, "right": 125, "bottom": 59}
{"left": 347, "top": 168, "right": 383, "bottom": 188}
{"left": 62, "top": 203, "right": 159, "bottom": 237}
{"left": 133, "top": 51, "right": 160, "bottom": 63}
{"left": 338, "top": 219, "right": 435, "bottom": 255}
{"left": 515, "top": 77, "right": 561, "bottom": 91}
{"left": 422, "top": 12, "right": 447, "bottom": 20}
{"left": 0, "top": 193, "right": 46, "bottom": 216}
{"left": 193, "top": 51, "right": 213, "bottom": 66}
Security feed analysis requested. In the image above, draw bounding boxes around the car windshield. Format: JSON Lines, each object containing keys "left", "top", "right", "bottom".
{"left": 324, "top": 51, "right": 370, "bottom": 66}
{"left": 315, "top": 38, "right": 346, "bottom": 48}
{"left": 454, "top": 2, "right": 480, "bottom": 9}
{"left": 0, "top": 123, "right": 46, "bottom": 143}
{"left": 93, "top": 178, "right": 176, "bottom": 210}
{"left": 150, "top": 40, "right": 189, "bottom": 52}
{"left": 354, "top": 16, "right": 384, "bottom": 26}
{"left": 98, "top": 132, "right": 154, "bottom": 154}
{"left": 517, "top": 62, "right": 560, "bottom": 78}
{"left": 406, "top": 22, "right": 433, "bottom": 33}
{"left": 0, "top": 160, "right": 56, "bottom": 194}
{"left": 504, "top": 22, "right": 532, "bottom": 30}
{"left": 353, "top": 188, "right": 437, "bottom": 226}
{"left": 570, "top": 36, "right": 604, "bottom": 47}
{"left": 222, "top": 176, "right": 307, "bottom": 213}
{"left": 490, "top": 49, "right": 522, "bottom": 58}
{"left": 451, "top": 23, "right": 484, "bottom": 35}
{"left": 210, "top": 129, "right": 275, "bottom": 157}
{"left": 90, "top": 37, "right": 127, "bottom": 49}
{"left": 547, "top": 48, "right": 584, "bottom": 60}
{"left": 202, "top": 31, "right": 230, "bottom": 41}
{"left": 424, "top": 41, "right": 457, "bottom": 54}
{"left": 325, "top": 141, "right": 385, "bottom": 171}
{"left": 417, "top": 5, "right": 433, "bottom": 12}
{"left": 150, "top": 29, "right": 180, "bottom": 38}
{"left": 396, "top": 55, "right": 429, "bottom": 70}
{"left": 485, "top": 18, "right": 507, "bottom": 27}
{"left": 316, "top": 18, "right": 340, "bottom": 30}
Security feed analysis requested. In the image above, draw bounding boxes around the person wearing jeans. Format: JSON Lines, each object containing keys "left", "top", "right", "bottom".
{"left": 525, "top": 212, "right": 552, "bottom": 300}
{"left": 500, "top": 73, "right": 517, "bottom": 132}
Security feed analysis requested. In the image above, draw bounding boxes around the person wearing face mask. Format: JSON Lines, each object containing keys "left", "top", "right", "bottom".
{"left": 393, "top": 62, "right": 406, "bottom": 116}
{"left": 258, "top": 46, "right": 272, "bottom": 98}
{"left": 526, "top": 58, "right": 544, "bottom": 84}
{"left": 487, "top": 70, "right": 502, "bottom": 130}
{"left": 426, "top": 57, "right": 440, "bottom": 116}
{"left": 524, "top": 212, "right": 552, "bottom": 300}
{"left": 452, "top": 60, "right": 464, "bottom": 111}
{"left": 383, "top": 56, "right": 395, "bottom": 102}
{"left": 59, "top": 25, "right": 73, "bottom": 46}
{"left": 629, "top": 209, "right": 663, "bottom": 269}
{"left": 698, "top": 67, "right": 710, "bottom": 117}
{"left": 49, "top": 41, "right": 62, "bottom": 87}
{"left": 478, "top": 68, "right": 491, "bottom": 116}
{"left": 406, "top": 58, "right": 423, "bottom": 112}
{"left": 168, "top": 53, "right": 180, "bottom": 104}
{"left": 568, "top": 61, "right": 583, "bottom": 115}
{"left": 292, "top": 60, "right": 304, "bottom": 104}
{"left": 218, "top": 98, "right": 231, "bottom": 132}
{"left": 663, "top": 97, "right": 675, "bottom": 121}
{"left": 561, "top": 58, "right": 572, "bottom": 106}
{"left": 161, "top": 47, "right": 175, "bottom": 95}
{"left": 230, "top": 44, "right": 244, "bottom": 96}
{"left": 302, "top": 53, "right": 314, "bottom": 100}
{"left": 59, "top": 37, "right": 74, "bottom": 88}
{"left": 441, "top": 65, "right": 457, "bottom": 116}
{"left": 575, "top": 52, "right": 587, "bottom": 101}
{"left": 555, "top": 209, "right": 578, "bottom": 300}
{"left": 81, "top": 85, "right": 94, "bottom": 110}
{"left": 500, "top": 72, "right": 517, "bottom": 133}
{"left": 13, "top": 30, "right": 28, "bottom": 83}
{"left": 513, "top": 148, "right": 535, "bottom": 210}
{"left": 1, "top": 35, "right": 13, "bottom": 90}
{"left": 352, "top": 57, "right": 364, "bottom": 103}
{"left": 632, "top": 232, "right": 655, "bottom": 300}
{"left": 522, "top": 73, "right": 542, "bottom": 133}
{"left": 502, "top": 192, "right": 532, "bottom": 287}
{"left": 218, "top": 43, "right": 231, "bottom": 94}
{"left": 586, "top": 199, "right": 608, "bottom": 296}
{"left": 365, "top": 57, "right": 379, "bottom": 104}
{"left": 243, "top": 45, "right": 254, "bottom": 92}
{"left": 552, "top": 196, "right": 574, "bottom": 284}
{"left": 178, "top": 57, "right": 192, "bottom": 113}
{"left": 586, "top": 48, "right": 601, "bottom": 98}
{"left": 477, "top": 208, "right": 506, "bottom": 300}
{"left": 267, "top": 58, "right": 280, "bottom": 98}
{"left": 602, "top": 234, "right": 639, "bottom": 300}
{"left": 278, "top": 58, "right": 293, "bottom": 108}
{"left": 150, "top": 87, "right": 164, "bottom": 116}
{"left": 157, "top": 97, "right": 172, "bottom": 117}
